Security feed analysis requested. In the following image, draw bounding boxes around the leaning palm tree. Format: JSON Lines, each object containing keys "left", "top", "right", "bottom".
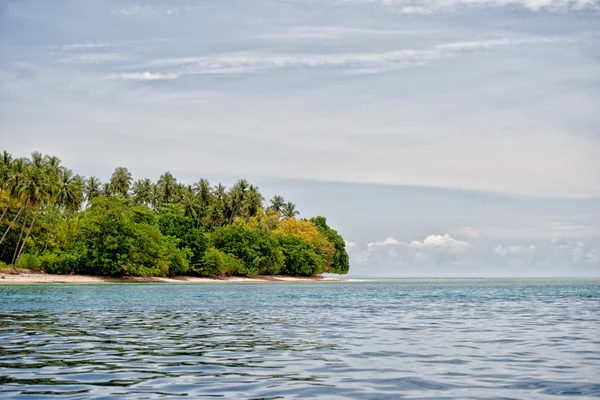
{"left": 281, "top": 202, "right": 299, "bottom": 219}
{"left": 0, "top": 151, "right": 14, "bottom": 222}
{"left": 13, "top": 158, "right": 51, "bottom": 264}
{"left": 0, "top": 158, "right": 29, "bottom": 246}
{"left": 109, "top": 167, "right": 132, "bottom": 198}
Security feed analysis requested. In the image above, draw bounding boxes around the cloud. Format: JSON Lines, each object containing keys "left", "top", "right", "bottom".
{"left": 107, "top": 72, "right": 180, "bottom": 81}
{"left": 61, "top": 41, "right": 113, "bottom": 50}
{"left": 130, "top": 36, "right": 558, "bottom": 78}
{"left": 410, "top": 234, "right": 470, "bottom": 252}
{"left": 57, "top": 53, "right": 129, "bottom": 64}
{"left": 550, "top": 237, "right": 600, "bottom": 263}
{"left": 494, "top": 244, "right": 537, "bottom": 258}
{"left": 349, "top": 233, "right": 472, "bottom": 266}
{"left": 331, "top": 0, "right": 599, "bottom": 13}
{"left": 112, "top": 5, "right": 199, "bottom": 16}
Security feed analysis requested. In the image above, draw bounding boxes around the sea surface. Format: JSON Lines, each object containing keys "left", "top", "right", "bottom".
{"left": 0, "top": 279, "right": 599, "bottom": 399}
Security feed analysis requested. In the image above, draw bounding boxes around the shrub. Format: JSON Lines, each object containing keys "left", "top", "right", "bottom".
{"left": 201, "top": 248, "right": 244, "bottom": 276}
{"left": 39, "top": 251, "right": 80, "bottom": 275}
{"left": 17, "top": 253, "right": 42, "bottom": 271}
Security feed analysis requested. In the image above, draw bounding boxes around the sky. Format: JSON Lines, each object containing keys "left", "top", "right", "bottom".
{"left": 0, "top": 0, "right": 599, "bottom": 277}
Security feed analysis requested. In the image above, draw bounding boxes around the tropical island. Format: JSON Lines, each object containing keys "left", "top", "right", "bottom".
{"left": 0, "top": 151, "right": 349, "bottom": 280}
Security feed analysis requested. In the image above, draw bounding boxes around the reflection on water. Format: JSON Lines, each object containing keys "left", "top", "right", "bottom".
{"left": 0, "top": 279, "right": 599, "bottom": 399}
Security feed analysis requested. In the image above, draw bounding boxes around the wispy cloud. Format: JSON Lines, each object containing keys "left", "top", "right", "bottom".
{"left": 331, "top": 0, "right": 599, "bottom": 13}
{"left": 111, "top": 5, "right": 200, "bottom": 16}
{"left": 108, "top": 72, "right": 179, "bottom": 81}
{"left": 56, "top": 53, "right": 129, "bottom": 64}
{"left": 61, "top": 41, "right": 113, "bottom": 50}
{"left": 120, "top": 36, "right": 559, "bottom": 78}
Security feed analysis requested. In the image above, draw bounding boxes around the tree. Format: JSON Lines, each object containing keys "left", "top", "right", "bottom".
{"left": 13, "top": 155, "right": 52, "bottom": 264}
{"left": 210, "top": 224, "right": 283, "bottom": 276}
{"left": 276, "top": 234, "right": 323, "bottom": 276}
{"left": 109, "top": 167, "right": 132, "bottom": 198}
{"left": 269, "top": 195, "right": 285, "bottom": 214}
{"left": 132, "top": 178, "right": 153, "bottom": 206}
{"left": 85, "top": 177, "right": 102, "bottom": 202}
{"left": 281, "top": 202, "right": 299, "bottom": 218}
{"left": 310, "top": 216, "right": 350, "bottom": 274}
{"left": 157, "top": 172, "right": 177, "bottom": 204}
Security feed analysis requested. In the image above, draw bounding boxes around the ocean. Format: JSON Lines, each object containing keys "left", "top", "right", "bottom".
{"left": 0, "top": 279, "right": 599, "bottom": 399}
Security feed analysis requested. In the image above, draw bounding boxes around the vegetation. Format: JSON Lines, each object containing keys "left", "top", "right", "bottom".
{"left": 0, "top": 150, "right": 350, "bottom": 277}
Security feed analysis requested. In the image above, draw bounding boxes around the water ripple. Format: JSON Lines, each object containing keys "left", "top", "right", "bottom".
{"left": 0, "top": 279, "right": 599, "bottom": 398}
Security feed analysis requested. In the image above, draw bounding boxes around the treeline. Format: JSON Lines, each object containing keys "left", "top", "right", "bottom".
{"left": 0, "top": 151, "right": 349, "bottom": 277}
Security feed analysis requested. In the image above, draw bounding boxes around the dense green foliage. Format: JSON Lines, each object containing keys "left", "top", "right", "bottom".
{"left": 0, "top": 150, "right": 350, "bottom": 277}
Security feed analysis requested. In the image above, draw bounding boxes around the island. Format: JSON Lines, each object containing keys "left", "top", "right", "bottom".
{"left": 0, "top": 151, "right": 349, "bottom": 280}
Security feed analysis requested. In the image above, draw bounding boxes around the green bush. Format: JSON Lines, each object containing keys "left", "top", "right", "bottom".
{"left": 277, "top": 235, "right": 324, "bottom": 276}
{"left": 201, "top": 248, "right": 244, "bottom": 276}
{"left": 39, "top": 251, "right": 80, "bottom": 275}
{"left": 210, "top": 224, "right": 283, "bottom": 276}
{"left": 17, "top": 253, "right": 42, "bottom": 271}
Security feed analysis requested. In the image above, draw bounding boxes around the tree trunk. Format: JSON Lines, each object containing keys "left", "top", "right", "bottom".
{"left": 0, "top": 202, "right": 26, "bottom": 246}
{"left": 15, "top": 211, "right": 38, "bottom": 266}
{"left": 12, "top": 209, "right": 28, "bottom": 265}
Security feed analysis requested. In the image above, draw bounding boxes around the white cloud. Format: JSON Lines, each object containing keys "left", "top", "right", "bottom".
{"left": 112, "top": 5, "right": 199, "bottom": 16}
{"left": 494, "top": 244, "right": 537, "bottom": 258}
{"left": 550, "top": 237, "right": 599, "bottom": 263}
{"left": 331, "top": 0, "right": 599, "bottom": 13}
{"left": 409, "top": 234, "right": 470, "bottom": 252}
{"left": 57, "top": 53, "right": 129, "bottom": 64}
{"left": 107, "top": 72, "right": 180, "bottom": 81}
{"left": 135, "top": 36, "right": 557, "bottom": 77}
{"left": 367, "top": 237, "right": 400, "bottom": 247}
{"left": 61, "top": 41, "right": 113, "bottom": 50}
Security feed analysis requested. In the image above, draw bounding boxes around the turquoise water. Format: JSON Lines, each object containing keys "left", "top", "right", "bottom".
{"left": 0, "top": 279, "right": 599, "bottom": 399}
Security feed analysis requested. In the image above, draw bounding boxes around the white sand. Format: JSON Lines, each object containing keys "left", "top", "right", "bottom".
{"left": 0, "top": 271, "right": 343, "bottom": 284}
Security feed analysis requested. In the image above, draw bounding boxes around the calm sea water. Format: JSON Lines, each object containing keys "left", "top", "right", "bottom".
{"left": 0, "top": 279, "right": 599, "bottom": 399}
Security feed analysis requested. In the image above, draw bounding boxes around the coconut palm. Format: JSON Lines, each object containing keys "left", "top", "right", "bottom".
{"left": 281, "top": 202, "right": 299, "bottom": 219}
{"left": 269, "top": 195, "right": 285, "bottom": 214}
{"left": 180, "top": 185, "right": 198, "bottom": 219}
{"left": 0, "top": 158, "right": 29, "bottom": 246}
{"left": 132, "top": 178, "right": 153, "bottom": 206}
{"left": 109, "top": 167, "right": 132, "bottom": 198}
{"left": 13, "top": 158, "right": 51, "bottom": 264}
{"left": 85, "top": 176, "right": 102, "bottom": 202}
{"left": 157, "top": 172, "right": 177, "bottom": 204}
{"left": 193, "top": 178, "right": 211, "bottom": 228}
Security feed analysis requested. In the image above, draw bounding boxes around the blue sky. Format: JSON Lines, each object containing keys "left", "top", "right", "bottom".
{"left": 0, "top": 0, "right": 599, "bottom": 276}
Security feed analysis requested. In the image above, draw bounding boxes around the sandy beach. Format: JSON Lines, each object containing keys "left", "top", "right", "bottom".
{"left": 0, "top": 271, "right": 342, "bottom": 284}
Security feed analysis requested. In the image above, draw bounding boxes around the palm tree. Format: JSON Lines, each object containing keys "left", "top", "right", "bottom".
{"left": 228, "top": 179, "right": 249, "bottom": 224}
{"left": 67, "top": 175, "right": 85, "bottom": 212}
{"left": 13, "top": 157, "right": 51, "bottom": 264}
{"left": 157, "top": 172, "right": 177, "bottom": 204}
{"left": 0, "top": 158, "right": 29, "bottom": 246}
{"left": 269, "top": 195, "right": 285, "bottom": 214}
{"left": 132, "top": 178, "right": 153, "bottom": 206}
{"left": 0, "top": 151, "right": 14, "bottom": 222}
{"left": 180, "top": 185, "right": 198, "bottom": 219}
{"left": 85, "top": 176, "right": 102, "bottom": 202}
{"left": 109, "top": 167, "right": 132, "bottom": 198}
{"left": 101, "top": 182, "right": 112, "bottom": 197}
{"left": 193, "top": 178, "right": 211, "bottom": 228}
{"left": 242, "top": 185, "right": 263, "bottom": 221}
{"left": 281, "top": 202, "right": 299, "bottom": 219}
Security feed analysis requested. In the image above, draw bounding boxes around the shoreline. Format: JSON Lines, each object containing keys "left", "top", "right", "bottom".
{"left": 0, "top": 271, "right": 343, "bottom": 284}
